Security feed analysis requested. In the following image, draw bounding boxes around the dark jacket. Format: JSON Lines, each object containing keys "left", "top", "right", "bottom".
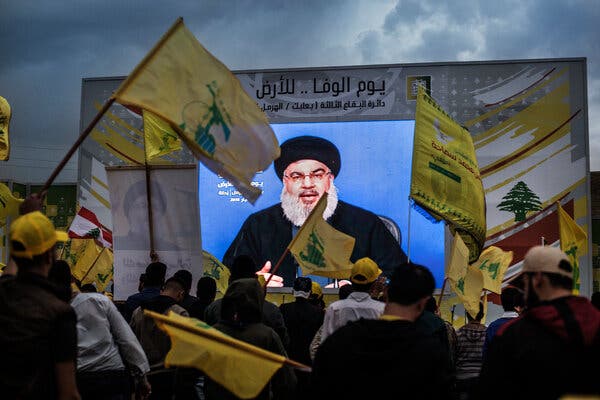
{"left": 0, "top": 272, "right": 77, "bottom": 399}
{"left": 223, "top": 201, "right": 407, "bottom": 286}
{"left": 205, "top": 279, "right": 297, "bottom": 400}
{"left": 478, "top": 296, "right": 600, "bottom": 399}
{"left": 123, "top": 286, "right": 161, "bottom": 322}
{"left": 311, "top": 317, "right": 454, "bottom": 399}
{"left": 279, "top": 297, "right": 324, "bottom": 365}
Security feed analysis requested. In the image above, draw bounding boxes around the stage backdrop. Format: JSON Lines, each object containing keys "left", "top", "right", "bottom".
{"left": 78, "top": 57, "right": 591, "bottom": 294}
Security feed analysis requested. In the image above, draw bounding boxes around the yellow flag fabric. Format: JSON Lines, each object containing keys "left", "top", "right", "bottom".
{"left": 411, "top": 85, "right": 486, "bottom": 262}
{"left": 112, "top": 18, "right": 280, "bottom": 204}
{"left": 143, "top": 110, "right": 182, "bottom": 161}
{"left": 151, "top": 311, "right": 286, "bottom": 399}
{"left": 557, "top": 202, "right": 587, "bottom": 294}
{"left": 202, "top": 250, "right": 230, "bottom": 294}
{"left": 60, "top": 238, "right": 89, "bottom": 268}
{"left": 288, "top": 195, "right": 356, "bottom": 279}
{"left": 80, "top": 247, "right": 114, "bottom": 292}
{"left": 0, "top": 182, "right": 23, "bottom": 221}
{"left": 446, "top": 232, "right": 469, "bottom": 283}
{"left": 0, "top": 96, "right": 11, "bottom": 161}
{"left": 471, "top": 246, "right": 513, "bottom": 294}
{"left": 448, "top": 264, "right": 484, "bottom": 318}
{"left": 71, "top": 239, "right": 103, "bottom": 282}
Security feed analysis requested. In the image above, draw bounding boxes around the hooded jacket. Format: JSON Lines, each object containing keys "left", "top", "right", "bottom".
{"left": 311, "top": 317, "right": 454, "bottom": 399}
{"left": 478, "top": 296, "right": 600, "bottom": 399}
{"left": 205, "top": 279, "right": 297, "bottom": 400}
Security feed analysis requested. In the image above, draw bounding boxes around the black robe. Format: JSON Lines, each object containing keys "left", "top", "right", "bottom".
{"left": 223, "top": 200, "right": 407, "bottom": 286}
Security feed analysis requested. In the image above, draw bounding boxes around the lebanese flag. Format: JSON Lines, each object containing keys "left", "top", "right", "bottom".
{"left": 68, "top": 207, "right": 113, "bottom": 248}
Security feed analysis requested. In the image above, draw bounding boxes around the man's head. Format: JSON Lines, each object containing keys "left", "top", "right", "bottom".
{"left": 9, "top": 211, "right": 68, "bottom": 274}
{"left": 173, "top": 269, "right": 193, "bottom": 294}
{"left": 144, "top": 262, "right": 167, "bottom": 287}
{"left": 521, "top": 245, "right": 573, "bottom": 306}
{"left": 500, "top": 285, "right": 524, "bottom": 313}
{"left": 229, "top": 254, "right": 257, "bottom": 283}
{"left": 161, "top": 276, "right": 186, "bottom": 303}
{"left": 350, "top": 257, "right": 382, "bottom": 292}
{"left": 386, "top": 262, "right": 435, "bottom": 317}
{"left": 292, "top": 277, "right": 312, "bottom": 299}
{"left": 275, "top": 136, "right": 340, "bottom": 226}
{"left": 122, "top": 180, "right": 166, "bottom": 232}
{"left": 196, "top": 276, "right": 217, "bottom": 303}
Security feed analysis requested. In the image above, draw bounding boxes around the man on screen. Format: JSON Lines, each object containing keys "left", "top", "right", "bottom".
{"left": 223, "top": 135, "right": 407, "bottom": 287}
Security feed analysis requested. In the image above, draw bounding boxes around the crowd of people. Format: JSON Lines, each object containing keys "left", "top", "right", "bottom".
{"left": 1, "top": 193, "right": 600, "bottom": 399}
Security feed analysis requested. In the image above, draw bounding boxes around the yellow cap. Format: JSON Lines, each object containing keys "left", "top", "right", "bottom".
{"left": 9, "top": 211, "right": 68, "bottom": 259}
{"left": 311, "top": 281, "right": 323, "bottom": 298}
{"left": 350, "top": 257, "right": 382, "bottom": 284}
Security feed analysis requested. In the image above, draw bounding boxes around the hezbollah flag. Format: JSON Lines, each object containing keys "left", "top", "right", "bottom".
{"left": 143, "top": 110, "right": 182, "bottom": 161}
{"left": 446, "top": 233, "right": 484, "bottom": 318}
{"left": 0, "top": 182, "right": 23, "bottom": 224}
{"left": 471, "top": 246, "right": 513, "bottom": 294}
{"left": 446, "top": 232, "right": 470, "bottom": 284}
{"left": 410, "top": 85, "right": 486, "bottom": 263}
{"left": 112, "top": 18, "right": 279, "bottom": 204}
{"left": 149, "top": 311, "right": 308, "bottom": 399}
{"left": 79, "top": 247, "right": 114, "bottom": 292}
{"left": 289, "top": 194, "right": 356, "bottom": 279}
{"left": 557, "top": 202, "right": 587, "bottom": 294}
{"left": 202, "top": 250, "right": 230, "bottom": 294}
{"left": 0, "top": 96, "right": 10, "bottom": 161}
{"left": 71, "top": 239, "right": 103, "bottom": 282}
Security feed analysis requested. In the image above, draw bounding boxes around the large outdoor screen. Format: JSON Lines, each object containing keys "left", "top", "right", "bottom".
{"left": 198, "top": 120, "right": 445, "bottom": 287}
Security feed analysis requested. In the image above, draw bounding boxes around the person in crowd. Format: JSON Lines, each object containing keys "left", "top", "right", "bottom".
{"left": 311, "top": 262, "right": 454, "bottom": 398}
{"left": 189, "top": 276, "right": 217, "bottom": 320}
{"left": 279, "top": 277, "right": 324, "bottom": 399}
{"left": 455, "top": 302, "right": 486, "bottom": 400}
{"left": 591, "top": 291, "right": 600, "bottom": 310}
{"left": 173, "top": 269, "right": 199, "bottom": 312}
{"left": 80, "top": 283, "right": 97, "bottom": 293}
{"left": 204, "top": 255, "right": 289, "bottom": 349}
{"left": 478, "top": 245, "right": 600, "bottom": 399}
{"left": 482, "top": 285, "right": 524, "bottom": 359}
{"left": 318, "top": 257, "right": 385, "bottom": 344}
{"left": 0, "top": 209, "right": 80, "bottom": 399}
{"left": 204, "top": 278, "right": 297, "bottom": 399}
{"left": 223, "top": 135, "right": 407, "bottom": 286}
{"left": 423, "top": 296, "right": 457, "bottom": 365}
{"left": 49, "top": 261, "right": 151, "bottom": 400}
{"left": 307, "top": 280, "right": 326, "bottom": 311}
{"left": 130, "top": 276, "right": 189, "bottom": 399}
{"left": 124, "top": 262, "right": 167, "bottom": 322}
{"left": 138, "top": 273, "right": 146, "bottom": 293}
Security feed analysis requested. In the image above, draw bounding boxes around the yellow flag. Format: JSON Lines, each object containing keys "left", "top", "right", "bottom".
{"left": 71, "top": 239, "right": 103, "bottom": 282}
{"left": 143, "top": 110, "right": 182, "bottom": 161}
{"left": 446, "top": 232, "right": 469, "bottom": 283}
{"left": 0, "top": 96, "right": 11, "bottom": 161}
{"left": 410, "top": 85, "right": 486, "bottom": 262}
{"left": 289, "top": 195, "right": 356, "bottom": 279}
{"left": 60, "top": 238, "right": 89, "bottom": 268}
{"left": 557, "top": 202, "right": 587, "bottom": 294}
{"left": 80, "top": 247, "right": 114, "bottom": 292}
{"left": 448, "top": 264, "right": 484, "bottom": 318}
{"left": 150, "top": 311, "right": 288, "bottom": 399}
{"left": 202, "top": 250, "right": 230, "bottom": 294}
{"left": 0, "top": 182, "right": 23, "bottom": 221}
{"left": 112, "top": 18, "right": 280, "bottom": 204}
{"left": 471, "top": 246, "right": 513, "bottom": 294}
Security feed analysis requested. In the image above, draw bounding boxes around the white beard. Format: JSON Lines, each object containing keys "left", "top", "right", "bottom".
{"left": 281, "top": 183, "right": 339, "bottom": 227}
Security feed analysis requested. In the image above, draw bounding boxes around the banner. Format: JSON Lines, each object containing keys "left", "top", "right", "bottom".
{"left": 112, "top": 18, "right": 280, "bottom": 204}
{"left": 0, "top": 96, "right": 10, "bottom": 161}
{"left": 557, "top": 202, "right": 587, "bottom": 293}
{"left": 107, "top": 166, "right": 202, "bottom": 300}
{"left": 288, "top": 195, "right": 356, "bottom": 279}
{"left": 410, "top": 85, "right": 486, "bottom": 262}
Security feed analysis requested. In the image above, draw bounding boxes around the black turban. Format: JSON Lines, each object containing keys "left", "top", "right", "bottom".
{"left": 274, "top": 135, "right": 341, "bottom": 180}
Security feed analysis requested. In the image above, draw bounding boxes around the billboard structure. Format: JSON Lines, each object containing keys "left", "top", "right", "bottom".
{"left": 79, "top": 57, "right": 592, "bottom": 297}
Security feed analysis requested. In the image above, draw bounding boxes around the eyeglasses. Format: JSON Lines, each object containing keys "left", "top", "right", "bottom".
{"left": 284, "top": 169, "right": 331, "bottom": 183}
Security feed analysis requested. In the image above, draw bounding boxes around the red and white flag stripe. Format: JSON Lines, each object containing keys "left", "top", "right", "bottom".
{"left": 68, "top": 207, "right": 113, "bottom": 248}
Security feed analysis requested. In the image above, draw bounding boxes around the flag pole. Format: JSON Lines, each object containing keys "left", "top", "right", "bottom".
{"left": 40, "top": 98, "right": 115, "bottom": 194}
{"left": 142, "top": 135, "right": 158, "bottom": 262}
{"left": 437, "top": 277, "right": 448, "bottom": 307}
{"left": 406, "top": 197, "right": 412, "bottom": 262}
{"left": 265, "top": 247, "right": 290, "bottom": 287}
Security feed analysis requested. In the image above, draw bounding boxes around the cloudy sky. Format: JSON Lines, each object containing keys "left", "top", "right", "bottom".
{"left": 1, "top": 0, "right": 599, "bottom": 182}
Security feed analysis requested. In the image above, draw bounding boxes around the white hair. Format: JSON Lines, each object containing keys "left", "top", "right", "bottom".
{"left": 280, "top": 183, "right": 339, "bottom": 227}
